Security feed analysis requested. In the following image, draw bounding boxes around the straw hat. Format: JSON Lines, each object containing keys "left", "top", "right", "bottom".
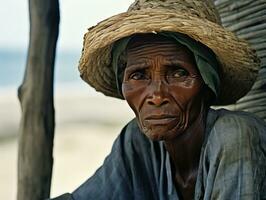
{"left": 78, "top": 0, "right": 260, "bottom": 105}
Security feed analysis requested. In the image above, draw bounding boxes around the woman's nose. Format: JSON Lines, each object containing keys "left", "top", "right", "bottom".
{"left": 147, "top": 81, "right": 169, "bottom": 106}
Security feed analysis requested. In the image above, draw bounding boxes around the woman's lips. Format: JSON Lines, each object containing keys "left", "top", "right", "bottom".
{"left": 144, "top": 115, "right": 178, "bottom": 125}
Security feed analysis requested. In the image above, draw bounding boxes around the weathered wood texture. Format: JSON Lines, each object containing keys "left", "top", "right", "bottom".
{"left": 214, "top": 0, "right": 266, "bottom": 121}
{"left": 17, "top": 0, "right": 59, "bottom": 199}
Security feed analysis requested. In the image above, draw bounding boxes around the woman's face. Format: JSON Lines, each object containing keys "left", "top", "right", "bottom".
{"left": 122, "top": 38, "right": 205, "bottom": 141}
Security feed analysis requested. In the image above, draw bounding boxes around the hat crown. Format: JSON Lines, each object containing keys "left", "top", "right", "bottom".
{"left": 128, "top": 0, "right": 221, "bottom": 24}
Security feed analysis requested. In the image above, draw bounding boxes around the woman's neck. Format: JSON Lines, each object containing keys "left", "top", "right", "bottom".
{"left": 163, "top": 106, "right": 207, "bottom": 187}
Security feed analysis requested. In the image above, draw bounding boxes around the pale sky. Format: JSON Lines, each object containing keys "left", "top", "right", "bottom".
{"left": 0, "top": 0, "right": 134, "bottom": 51}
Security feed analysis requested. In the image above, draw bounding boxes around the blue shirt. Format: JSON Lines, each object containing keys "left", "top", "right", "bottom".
{"left": 51, "top": 109, "right": 266, "bottom": 200}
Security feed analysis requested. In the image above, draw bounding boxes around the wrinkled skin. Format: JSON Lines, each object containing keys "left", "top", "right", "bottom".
{"left": 122, "top": 35, "right": 208, "bottom": 199}
{"left": 122, "top": 36, "right": 205, "bottom": 141}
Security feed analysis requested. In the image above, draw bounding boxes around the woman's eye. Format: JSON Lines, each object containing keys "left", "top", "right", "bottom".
{"left": 172, "top": 68, "right": 189, "bottom": 78}
{"left": 130, "top": 71, "right": 147, "bottom": 80}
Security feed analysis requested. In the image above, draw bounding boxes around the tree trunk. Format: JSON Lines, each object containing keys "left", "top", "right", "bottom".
{"left": 214, "top": 0, "right": 266, "bottom": 121}
{"left": 17, "top": 0, "right": 59, "bottom": 199}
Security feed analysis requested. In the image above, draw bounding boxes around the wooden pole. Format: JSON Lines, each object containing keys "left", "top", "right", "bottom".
{"left": 17, "top": 0, "right": 59, "bottom": 199}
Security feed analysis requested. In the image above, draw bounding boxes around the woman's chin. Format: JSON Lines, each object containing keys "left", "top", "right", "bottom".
{"left": 144, "top": 132, "right": 165, "bottom": 141}
{"left": 138, "top": 120, "right": 185, "bottom": 141}
{"left": 142, "top": 128, "right": 182, "bottom": 141}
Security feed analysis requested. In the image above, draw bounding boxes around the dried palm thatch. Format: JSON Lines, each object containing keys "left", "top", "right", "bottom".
{"left": 214, "top": 0, "right": 266, "bottom": 121}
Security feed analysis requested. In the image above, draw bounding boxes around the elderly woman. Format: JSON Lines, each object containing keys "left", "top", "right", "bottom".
{"left": 51, "top": 0, "right": 266, "bottom": 199}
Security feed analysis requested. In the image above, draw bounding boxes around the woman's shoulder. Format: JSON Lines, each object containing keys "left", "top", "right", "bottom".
{"left": 119, "top": 117, "right": 150, "bottom": 143}
{"left": 206, "top": 108, "right": 266, "bottom": 151}
{"left": 117, "top": 118, "right": 141, "bottom": 142}
{"left": 213, "top": 108, "right": 266, "bottom": 130}
{"left": 105, "top": 117, "right": 154, "bottom": 159}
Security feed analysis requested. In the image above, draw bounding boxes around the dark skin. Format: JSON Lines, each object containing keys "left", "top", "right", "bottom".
{"left": 122, "top": 35, "right": 208, "bottom": 199}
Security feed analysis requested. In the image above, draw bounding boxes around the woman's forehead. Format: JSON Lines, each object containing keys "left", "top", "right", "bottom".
{"left": 126, "top": 34, "right": 193, "bottom": 60}
{"left": 127, "top": 34, "right": 180, "bottom": 49}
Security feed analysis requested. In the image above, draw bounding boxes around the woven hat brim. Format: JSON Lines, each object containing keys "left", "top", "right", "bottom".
{"left": 79, "top": 9, "right": 260, "bottom": 105}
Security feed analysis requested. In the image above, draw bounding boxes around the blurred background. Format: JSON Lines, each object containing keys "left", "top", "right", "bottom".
{"left": 0, "top": 0, "right": 135, "bottom": 199}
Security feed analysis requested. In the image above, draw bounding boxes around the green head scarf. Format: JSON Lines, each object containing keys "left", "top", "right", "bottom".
{"left": 112, "top": 32, "right": 220, "bottom": 100}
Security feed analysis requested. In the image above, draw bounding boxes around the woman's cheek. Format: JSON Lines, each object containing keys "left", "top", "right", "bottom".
{"left": 122, "top": 82, "right": 147, "bottom": 116}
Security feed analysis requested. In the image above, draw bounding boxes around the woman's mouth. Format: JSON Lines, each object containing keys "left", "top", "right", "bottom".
{"left": 144, "top": 115, "right": 178, "bottom": 125}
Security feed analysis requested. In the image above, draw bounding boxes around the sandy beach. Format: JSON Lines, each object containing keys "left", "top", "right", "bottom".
{"left": 0, "top": 86, "right": 134, "bottom": 199}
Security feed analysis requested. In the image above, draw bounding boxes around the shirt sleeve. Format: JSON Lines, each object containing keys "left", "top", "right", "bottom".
{"left": 71, "top": 122, "right": 134, "bottom": 200}
{"left": 201, "top": 111, "right": 266, "bottom": 200}
{"left": 47, "top": 123, "right": 133, "bottom": 200}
